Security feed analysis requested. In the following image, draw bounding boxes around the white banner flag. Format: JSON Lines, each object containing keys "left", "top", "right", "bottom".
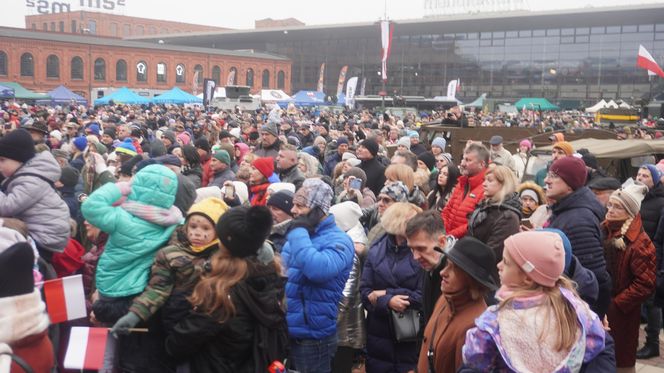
{"left": 346, "top": 76, "right": 358, "bottom": 107}
{"left": 446, "top": 79, "right": 460, "bottom": 99}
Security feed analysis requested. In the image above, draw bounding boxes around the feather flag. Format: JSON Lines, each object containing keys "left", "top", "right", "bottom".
{"left": 380, "top": 20, "right": 394, "bottom": 82}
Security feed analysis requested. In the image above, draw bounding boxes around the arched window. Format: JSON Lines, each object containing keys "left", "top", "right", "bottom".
{"left": 136, "top": 61, "right": 147, "bottom": 82}
{"left": 262, "top": 69, "right": 270, "bottom": 89}
{"left": 46, "top": 55, "right": 60, "bottom": 78}
{"left": 246, "top": 68, "right": 254, "bottom": 87}
{"left": 157, "top": 62, "right": 167, "bottom": 83}
{"left": 212, "top": 65, "right": 221, "bottom": 84}
{"left": 94, "top": 58, "right": 106, "bottom": 81}
{"left": 0, "top": 51, "right": 8, "bottom": 76}
{"left": 277, "top": 70, "right": 285, "bottom": 89}
{"left": 71, "top": 56, "right": 83, "bottom": 80}
{"left": 116, "top": 59, "right": 127, "bottom": 81}
{"left": 228, "top": 67, "right": 237, "bottom": 85}
{"left": 194, "top": 64, "right": 203, "bottom": 85}
{"left": 20, "top": 53, "right": 34, "bottom": 77}
{"left": 175, "top": 64, "right": 185, "bottom": 83}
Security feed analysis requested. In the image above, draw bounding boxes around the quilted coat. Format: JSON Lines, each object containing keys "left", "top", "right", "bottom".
{"left": 81, "top": 165, "right": 182, "bottom": 297}
{"left": 640, "top": 184, "right": 664, "bottom": 240}
{"left": 442, "top": 169, "right": 486, "bottom": 239}
{"left": 281, "top": 215, "right": 354, "bottom": 340}
{"left": 0, "top": 151, "right": 69, "bottom": 253}
{"left": 467, "top": 192, "right": 522, "bottom": 261}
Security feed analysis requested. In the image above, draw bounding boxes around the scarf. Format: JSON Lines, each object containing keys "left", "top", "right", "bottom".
{"left": 250, "top": 182, "right": 270, "bottom": 206}
{"left": 191, "top": 239, "right": 220, "bottom": 254}
{"left": 121, "top": 201, "right": 184, "bottom": 226}
{"left": 83, "top": 151, "right": 96, "bottom": 195}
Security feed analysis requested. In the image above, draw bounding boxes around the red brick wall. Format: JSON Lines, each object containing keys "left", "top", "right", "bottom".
{"left": 0, "top": 34, "right": 291, "bottom": 99}
{"left": 255, "top": 18, "right": 305, "bottom": 29}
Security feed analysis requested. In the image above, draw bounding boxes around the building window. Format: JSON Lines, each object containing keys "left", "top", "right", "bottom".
{"left": 148, "top": 26, "right": 157, "bottom": 35}
{"left": 71, "top": 56, "right": 83, "bottom": 79}
{"left": 50, "top": 22, "right": 56, "bottom": 31}
{"left": 32, "top": 23, "right": 36, "bottom": 30}
{"left": 43, "top": 23, "right": 47, "bottom": 31}
{"left": 228, "top": 67, "right": 237, "bottom": 85}
{"left": 110, "top": 23, "right": 118, "bottom": 36}
{"left": 46, "top": 55, "right": 60, "bottom": 78}
{"left": 0, "top": 51, "right": 7, "bottom": 76}
{"left": 194, "top": 64, "right": 203, "bottom": 85}
{"left": 124, "top": 24, "right": 131, "bottom": 36}
{"left": 212, "top": 65, "right": 221, "bottom": 84}
{"left": 136, "top": 25, "right": 144, "bottom": 36}
{"left": 94, "top": 58, "right": 106, "bottom": 81}
{"left": 161, "top": 28, "right": 169, "bottom": 34}
{"left": 277, "top": 70, "right": 285, "bottom": 89}
{"left": 71, "top": 20, "right": 77, "bottom": 33}
{"left": 262, "top": 69, "right": 270, "bottom": 89}
{"left": 136, "top": 61, "right": 148, "bottom": 82}
{"left": 59, "top": 21, "right": 64, "bottom": 32}
{"left": 20, "top": 53, "right": 34, "bottom": 77}
{"left": 175, "top": 64, "right": 185, "bottom": 83}
{"left": 87, "top": 20, "right": 96, "bottom": 34}
{"left": 157, "top": 62, "right": 167, "bottom": 83}
{"left": 116, "top": 59, "right": 127, "bottom": 81}
{"left": 246, "top": 68, "right": 254, "bottom": 87}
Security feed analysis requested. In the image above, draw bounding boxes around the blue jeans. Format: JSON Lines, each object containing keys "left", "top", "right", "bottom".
{"left": 289, "top": 334, "right": 338, "bottom": 373}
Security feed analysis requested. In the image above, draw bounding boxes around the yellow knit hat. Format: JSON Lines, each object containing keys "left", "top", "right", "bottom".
{"left": 187, "top": 197, "right": 229, "bottom": 225}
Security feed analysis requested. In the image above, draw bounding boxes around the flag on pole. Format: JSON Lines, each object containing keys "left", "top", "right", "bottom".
{"left": 203, "top": 78, "right": 216, "bottom": 107}
{"left": 64, "top": 327, "right": 109, "bottom": 370}
{"left": 192, "top": 70, "right": 200, "bottom": 96}
{"left": 380, "top": 20, "right": 394, "bottom": 82}
{"left": 43, "top": 274, "right": 86, "bottom": 324}
{"left": 446, "top": 79, "right": 460, "bottom": 99}
{"left": 346, "top": 76, "right": 358, "bottom": 107}
{"left": 637, "top": 45, "right": 664, "bottom": 78}
{"left": 317, "top": 63, "right": 326, "bottom": 92}
{"left": 336, "top": 66, "right": 348, "bottom": 97}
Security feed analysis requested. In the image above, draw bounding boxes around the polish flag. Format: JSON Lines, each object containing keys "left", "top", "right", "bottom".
{"left": 380, "top": 20, "right": 394, "bottom": 82}
{"left": 43, "top": 274, "right": 87, "bottom": 323}
{"left": 637, "top": 45, "right": 664, "bottom": 78}
{"left": 64, "top": 327, "right": 108, "bottom": 370}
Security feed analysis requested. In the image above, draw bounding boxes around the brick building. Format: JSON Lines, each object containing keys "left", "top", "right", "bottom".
{"left": 0, "top": 27, "right": 291, "bottom": 100}
{"left": 25, "top": 11, "right": 227, "bottom": 38}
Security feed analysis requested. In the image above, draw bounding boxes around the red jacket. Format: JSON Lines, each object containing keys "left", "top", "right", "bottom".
{"left": 442, "top": 169, "right": 486, "bottom": 238}
{"left": 200, "top": 156, "right": 213, "bottom": 187}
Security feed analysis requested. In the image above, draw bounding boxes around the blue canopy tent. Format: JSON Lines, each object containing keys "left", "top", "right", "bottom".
{"left": 292, "top": 90, "right": 326, "bottom": 107}
{"left": 94, "top": 87, "right": 150, "bottom": 106}
{"left": 152, "top": 87, "right": 202, "bottom": 105}
{"left": 36, "top": 85, "right": 87, "bottom": 106}
{"left": 0, "top": 84, "right": 14, "bottom": 99}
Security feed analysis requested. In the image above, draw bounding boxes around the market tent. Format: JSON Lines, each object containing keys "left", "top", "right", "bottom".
{"left": 432, "top": 96, "right": 463, "bottom": 105}
{"left": 514, "top": 97, "right": 560, "bottom": 111}
{"left": 465, "top": 93, "right": 487, "bottom": 108}
{"left": 36, "top": 85, "right": 87, "bottom": 106}
{"left": 0, "top": 84, "right": 14, "bottom": 99}
{"left": 0, "top": 82, "right": 49, "bottom": 100}
{"left": 292, "top": 90, "right": 325, "bottom": 106}
{"left": 94, "top": 87, "right": 150, "bottom": 105}
{"left": 536, "top": 139, "right": 664, "bottom": 158}
{"left": 261, "top": 89, "right": 293, "bottom": 103}
{"left": 585, "top": 99, "right": 608, "bottom": 113}
{"left": 152, "top": 87, "right": 202, "bottom": 104}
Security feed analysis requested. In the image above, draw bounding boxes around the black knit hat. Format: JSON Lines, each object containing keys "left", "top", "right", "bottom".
{"left": 60, "top": 166, "right": 80, "bottom": 188}
{"left": 418, "top": 151, "right": 436, "bottom": 170}
{"left": 217, "top": 205, "right": 273, "bottom": 258}
{"left": 266, "top": 190, "right": 294, "bottom": 216}
{"left": 194, "top": 137, "right": 211, "bottom": 153}
{"left": 0, "top": 129, "right": 36, "bottom": 163}
{"left": 103, "top": 128, "right": 116, "bottom": 140}
{"left": 360, "top": 139, "right": 379, "bottom": 157}
{"left": 0, "top": 242, "right": 35, "bottom": 297}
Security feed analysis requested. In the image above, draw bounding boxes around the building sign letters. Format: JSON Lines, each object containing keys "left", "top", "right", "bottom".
{"left": 26, "top": 0, "right": 126, "bottom": 14}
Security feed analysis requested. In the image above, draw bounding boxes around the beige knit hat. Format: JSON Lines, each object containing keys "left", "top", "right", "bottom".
{"left": 609, "top": 183, "right": 649, "bottom": 217}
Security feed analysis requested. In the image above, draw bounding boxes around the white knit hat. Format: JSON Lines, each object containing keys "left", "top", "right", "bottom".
{"left": 397, "top": 136, "right": 411, "bottom": 150}
{"left": 609, "top": 183, "right": 649, "bottom": 217}
{"left": 329, "top": 201, "right": 362, "bottom": 232}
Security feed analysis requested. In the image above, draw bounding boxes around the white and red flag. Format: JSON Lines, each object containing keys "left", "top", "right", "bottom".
{"left": 637, "top": 45, "right": 664, "bottom": 78}
{"left": 64, "top": 327, "right": 109, "bottom": 370}
{"left": 380, "top": 20, "right": 394, "bottom": 82}
{"left": 43, "top": 274, "right": 86, "bottom": 323}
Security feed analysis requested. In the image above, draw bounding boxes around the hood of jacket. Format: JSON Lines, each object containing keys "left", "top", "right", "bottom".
{"left": 552, "top": 187, "right": 605, "bottom": 222}
{"left": 128, "top": 164, "right": 179, "bottom": 209}
{"left": 645, "top": 183, "right": 664, "bottom": 201}
{"left": 16, "top": 151, "right": 61, "bottom": 183}
{"left": 233, "top": 262, "right": 286, "bottom": 328}
{"left": 471, "top": 192, "right": 523, "bottom": 227}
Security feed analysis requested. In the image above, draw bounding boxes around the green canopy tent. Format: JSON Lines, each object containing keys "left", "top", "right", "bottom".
{"left": 0, "top": 82, "right": 50, "bottom": 101}
{"left": 465, "top": 93, "right": 486, "bottom": 108}
{"left": 514, "top": 97, "right": 560, "bottom": 111}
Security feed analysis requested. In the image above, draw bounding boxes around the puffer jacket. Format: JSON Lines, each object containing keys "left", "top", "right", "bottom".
{"left": 442, "top": 169, "right": 486, "bottom": 238}
{"left": 467, "top": 192, "right": 522, "bottom": 261}
{"left": 281, "top": 215, "right": 354, "bottom": 340}
{"left": 547, "top": 186, "right": 612, "bottom": 317}
{"left": 640, "top": 184, "right": 664, "bottom": 240}
{"left": 81, "top": 165, "right": 182, "bottom": 297}
{"left": 0, "top": 151, "right": 69, "bottom": 253}
{"left": 337, "top": 253, "right": 366, "bottom": 349}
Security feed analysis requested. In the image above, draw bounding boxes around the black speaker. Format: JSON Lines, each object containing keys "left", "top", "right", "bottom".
{"left": 226, "top": 86, "right": 250, "bottom": 99}
{"left": 659, "top": 103, "right": 664, "bottom": 117}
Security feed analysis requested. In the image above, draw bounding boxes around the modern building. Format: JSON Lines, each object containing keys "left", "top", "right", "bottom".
{"left": 132, "top": 3, "right": 664, "bottom": 106}
{"left": 0, "top": 27, "right": 291, "bottom": 101}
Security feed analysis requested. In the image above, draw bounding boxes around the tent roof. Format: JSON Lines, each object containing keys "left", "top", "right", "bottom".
{"left": 292, "top": 90, "right": 325, "bottom": 105}
{"left": 536, "top": 139, "right": 664, "bottom": 158}
{"left": 94, "top": 87, "right": 150, "bottom": 105}
{"left": 514, "top": 97, "right": 560, "bottom": 111}
{"left": 0, "top": 82, "right": 49, "bottom": 100}
{"left": 465, "top": 93, "right": 487, "bottom": 108}
{"left": 152, "top": 87, "right": 202, "bottom": 104}
{"left": 0, "top": 84, "right": 14, "bottom": 99}
{"left": 37, "top": 85, "right": 87, "bottom": 105}
{"left": 260, "top": 89, "right": 293, "bottom": 102}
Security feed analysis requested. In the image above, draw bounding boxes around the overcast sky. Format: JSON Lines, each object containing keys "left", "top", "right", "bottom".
{"left": 2, "top": 0, "right": 664, "bottom": 29}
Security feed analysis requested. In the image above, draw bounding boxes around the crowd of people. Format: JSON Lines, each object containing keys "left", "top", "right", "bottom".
{"left": 1, "top": 100, "right": 664, "bottom": 373}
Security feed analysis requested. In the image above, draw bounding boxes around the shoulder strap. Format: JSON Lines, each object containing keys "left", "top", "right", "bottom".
{"left": 1, "top": 172, "right": 56, "bottom": 193}
{"left": 0, "top": 352, "right": 35, "bottom": 373}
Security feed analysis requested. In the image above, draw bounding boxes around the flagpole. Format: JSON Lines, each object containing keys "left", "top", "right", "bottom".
{"left": 649, "top": 75, "right": 654, "bottom": 103}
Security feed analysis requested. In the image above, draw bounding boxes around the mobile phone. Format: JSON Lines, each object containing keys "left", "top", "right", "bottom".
{"left": 520, "top": 219, "right": 533, "bottom": 229}
{"left": 224, "top": 185, "right": 234, "bottom": 197}
{"left": 349, "top": 178, "right": 362, "bottom": 190}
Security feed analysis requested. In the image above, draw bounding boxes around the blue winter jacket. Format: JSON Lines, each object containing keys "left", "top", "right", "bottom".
{"left": 281, "top": 215, "right": 354, "bottom": 340}
{"left": 81, "top": 165, "right": 182, "bottom": 298}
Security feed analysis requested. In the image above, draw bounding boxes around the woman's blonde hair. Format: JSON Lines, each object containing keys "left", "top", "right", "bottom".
{"left": 385, "top": 164, "right": 415, "bottom": 191}
{"left": 485, "top": 164, "right": 518, "bottom": 204}
{"left": 498, "top": 276, "right": 580, "bottom": 352}
{"left": 381, "top": 202, "right": 422, "bottom": 236}
{"left": 298, "top": 153, "right": 320, "bottom": 178}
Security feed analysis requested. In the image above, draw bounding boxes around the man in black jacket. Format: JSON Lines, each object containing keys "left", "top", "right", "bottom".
{"left": 357, "top": 139, "right": 386, "bottom": 196}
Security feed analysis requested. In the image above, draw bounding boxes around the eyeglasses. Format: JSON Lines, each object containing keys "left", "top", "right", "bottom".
{"left": 378, "top": 196, "right": 394, "bottom": 204}
{"left": 435, "top": 158, "right": 446, "bottom": 163}
{"left": 606, "top": 202, "right": 626, "bottom": 211}
{"left": 546, "top": 172, "right": 560, "bottom": 179}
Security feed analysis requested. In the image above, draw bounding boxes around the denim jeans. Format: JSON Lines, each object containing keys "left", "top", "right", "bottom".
{"left": 289, "top": 334, "right": 338, "bottom": 373}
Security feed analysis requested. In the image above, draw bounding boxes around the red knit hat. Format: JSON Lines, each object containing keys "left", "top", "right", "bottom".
{"left": 549, "top": 156, "right": 587, "bottom": 191}
{"left": 504, "top": 231, "right": 565, "bottom": 287}
{"left": 252, "top": 157, "right": 274, "bottom": 179}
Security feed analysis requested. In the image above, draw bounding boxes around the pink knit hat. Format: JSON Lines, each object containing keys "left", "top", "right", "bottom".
{"left": 519, "top": 139, "right": 532, "bottom": 150}
{"left": 503, "top": 231, "right": 565, "bottom": 287}
{"left": 177, "top": 132, "right": 191, "bottom": 145}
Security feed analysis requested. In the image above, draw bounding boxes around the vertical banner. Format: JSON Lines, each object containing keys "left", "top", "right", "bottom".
{"left": 360, "top": 77, "right": 367, "bottom": 96}
{"left": 446, "top": 79, "right": 459, "bottom": 99}
{"left": 317, "top": 63, "right": 326, "bottom": 92}
{"left": 227, "top": 70, "right": 236, "bottom": 86}
{"left": 346, "top": 76, "right": 358, "bottom": 108}
{"left": 192, "top": 70, "right": 200, "bottom": 96}
{"left": 336, "top": 65, "right": 348, "bottom": 97}
{"left": 380, "top": 20, "right": 394, "bottom": 82}
{"left": 203, "top": 79, "right": 216, "bottom": 107}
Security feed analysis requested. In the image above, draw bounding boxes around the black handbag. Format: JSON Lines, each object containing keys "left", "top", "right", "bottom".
{"left": 390, "top": 308, "right": 421, "bottom": 342}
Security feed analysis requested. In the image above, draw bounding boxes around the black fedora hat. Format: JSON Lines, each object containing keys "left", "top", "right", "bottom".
{"left": 24, "top": 120, "right": 49, "bottom": 135}
{"left": 444, "top": 237, "right": 498, "bottom": 291}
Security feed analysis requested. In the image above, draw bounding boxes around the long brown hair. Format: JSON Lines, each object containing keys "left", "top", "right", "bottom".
{"left": 498, "top": 276, "right": 580, "bottom": 352}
